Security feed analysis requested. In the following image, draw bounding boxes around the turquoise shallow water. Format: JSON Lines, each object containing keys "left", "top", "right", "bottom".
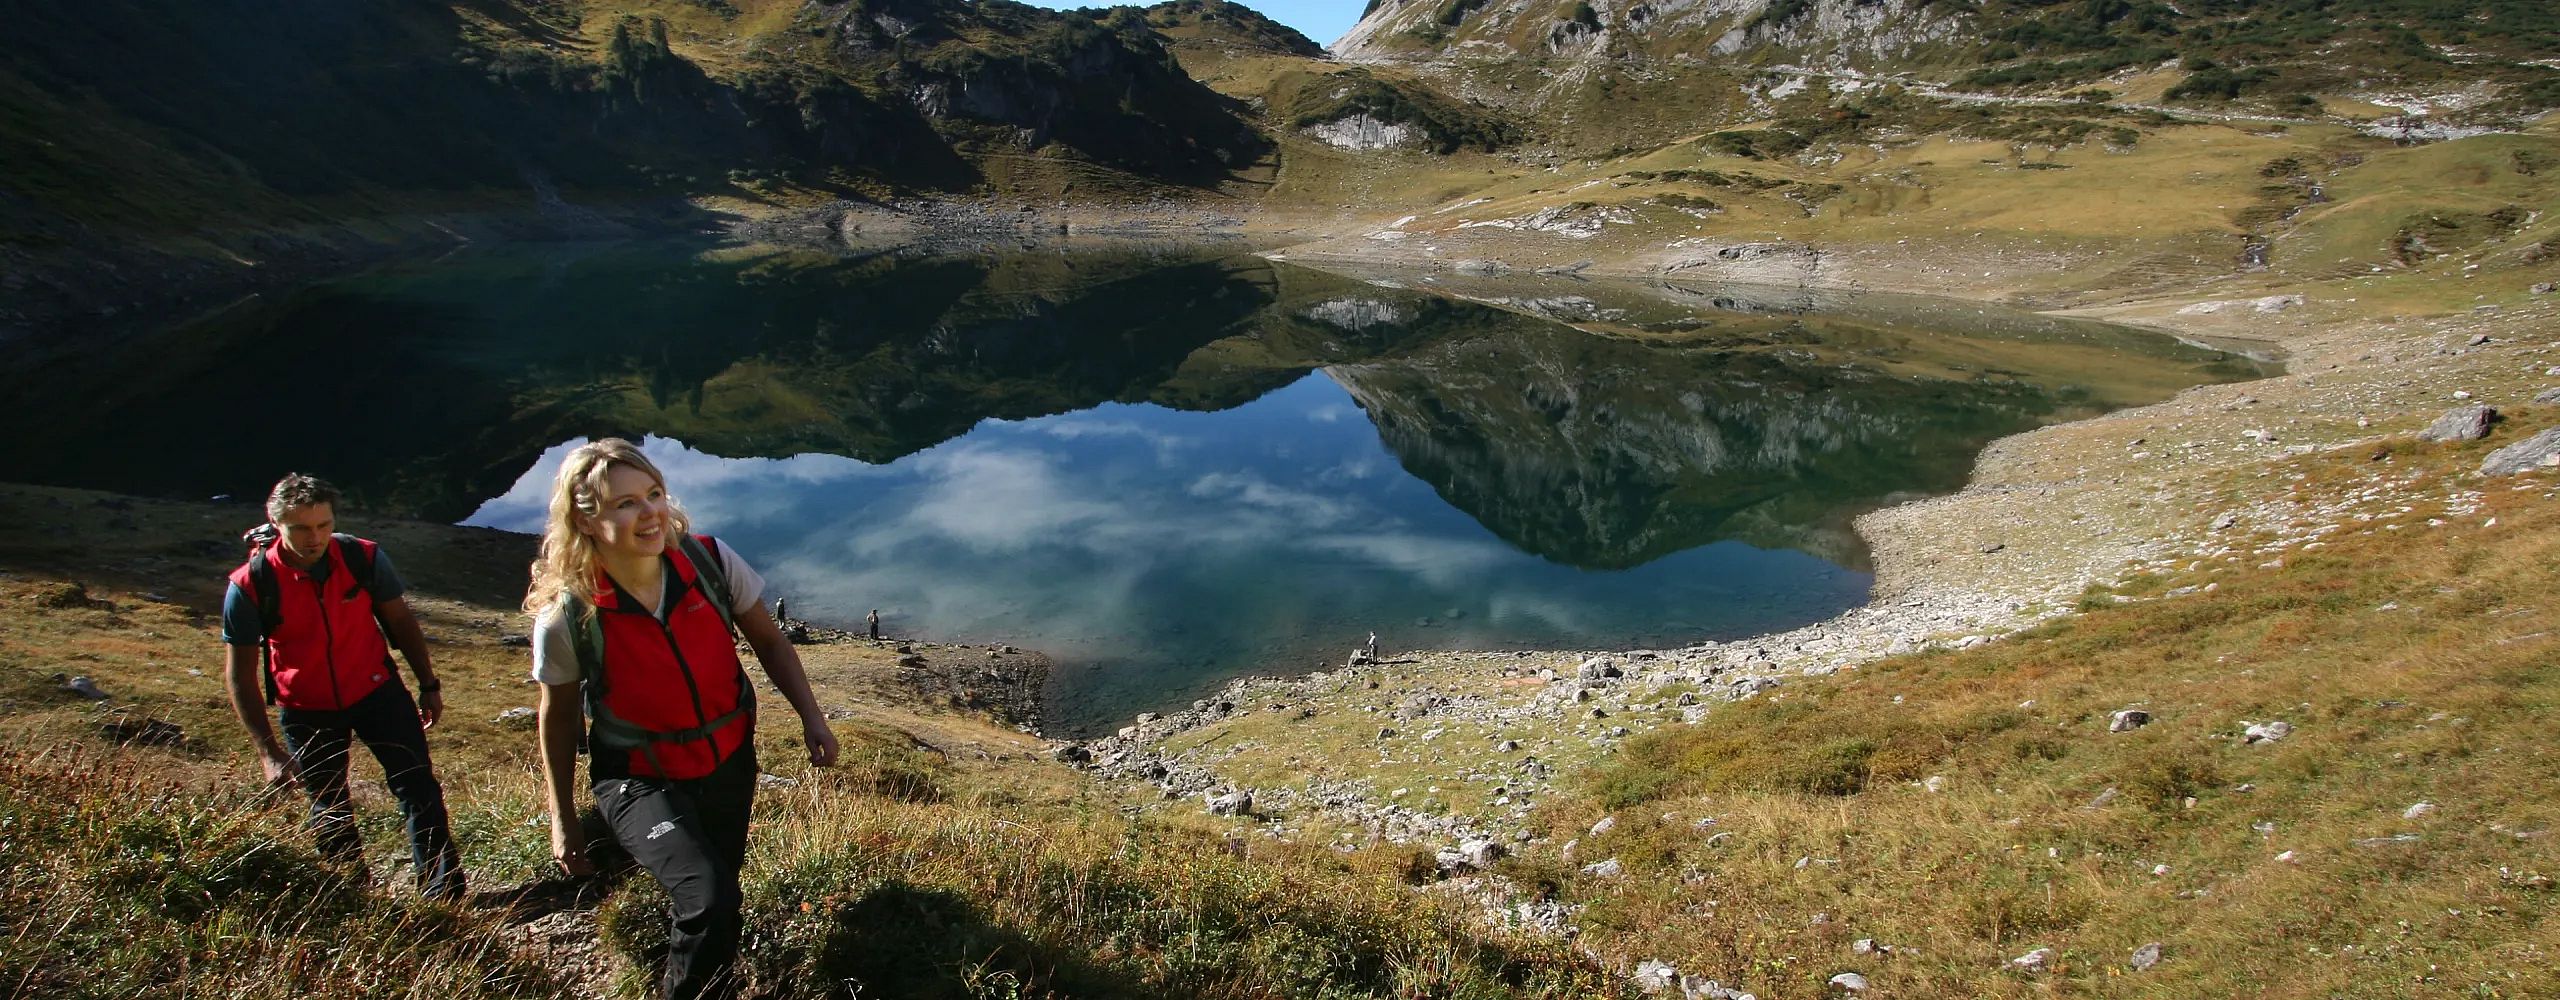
{"left": 0, "top": 241, "right": 2273, "bottom": 732}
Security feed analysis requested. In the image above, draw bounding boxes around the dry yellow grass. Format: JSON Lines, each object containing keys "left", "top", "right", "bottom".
{"left": 1537, "top": 415, "right": 2560, "bottom": 998}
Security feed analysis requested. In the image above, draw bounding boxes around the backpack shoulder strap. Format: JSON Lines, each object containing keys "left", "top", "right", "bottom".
{"left": 245, "top": 552, "right": 282, "bottom": 640}
{"left": 674, "top": 534, "right": 740, "bottom": 639}
{"left": 335, "top": 534, "right": 378, "bottom": 597}
{"left": 243, "top": 552, "right": 281, "bottom": 705}
{"left": 559, "top": 593, "right": 607, "bottom": 698}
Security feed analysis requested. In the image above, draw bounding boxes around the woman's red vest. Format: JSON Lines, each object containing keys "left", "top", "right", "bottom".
{"left": 586, "top": 538, "right": 753, "bottom": 780}
{"left": 228, "top": 538, "right": 393, "bottom": 711}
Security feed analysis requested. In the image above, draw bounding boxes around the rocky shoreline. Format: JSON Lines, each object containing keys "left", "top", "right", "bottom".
{"left": 773, "top": 615, "right": 1049, "bottom": 733}
{"left": 1052, "top": 242, "right": 2560, "bottom": 858}
{"left": 726, "top": 197, "right": 1268, "bottom": 256}
{"left": 1060, "top": 583, "right": 2050, "bottom": 843}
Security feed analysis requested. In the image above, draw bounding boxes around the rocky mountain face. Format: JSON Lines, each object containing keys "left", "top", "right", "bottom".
{"left": 0, "top": 0, "right": 1265, "bottom": 217}
{"left": 1337, "top": 0, "right": 1966, "bottom": 69}
{"left": 1334, "top": 0, "right": 2560, "bottom": 127}
{"left": 1146, "top": 0, "right": 1328, "bottom": 58}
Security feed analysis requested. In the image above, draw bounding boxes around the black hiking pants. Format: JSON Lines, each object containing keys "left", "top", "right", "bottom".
{"left": 279, "top": 680, "right": 465, "bottom": 899}
{"left": 597, "top": 744, "right": 758, "bottom": 1000}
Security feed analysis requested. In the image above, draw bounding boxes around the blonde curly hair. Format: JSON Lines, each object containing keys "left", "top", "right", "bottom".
{"left": 521, "top": 438, "right": 691, "bottom": 619}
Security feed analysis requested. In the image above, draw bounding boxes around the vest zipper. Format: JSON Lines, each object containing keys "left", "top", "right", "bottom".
{"left": 311, "top": 565, "right": 345, "bottom": 710}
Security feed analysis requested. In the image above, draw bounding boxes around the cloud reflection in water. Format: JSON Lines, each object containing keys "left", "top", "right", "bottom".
{"left": 465, "top": 371, "right": 1867, "bottom": 733}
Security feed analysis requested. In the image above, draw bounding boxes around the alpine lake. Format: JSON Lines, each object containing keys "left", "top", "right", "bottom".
{"left": 4, "top": 240, "right": 2278, "bottom": 734}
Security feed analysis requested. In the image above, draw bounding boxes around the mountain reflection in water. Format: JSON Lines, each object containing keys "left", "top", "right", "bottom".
{"left": 0, "top": 242, "right": 2273, "bottom": 732}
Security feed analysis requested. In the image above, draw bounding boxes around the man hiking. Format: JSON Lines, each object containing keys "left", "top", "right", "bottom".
{"left": 221, "top": 473, "right": 464, "bottom": 899}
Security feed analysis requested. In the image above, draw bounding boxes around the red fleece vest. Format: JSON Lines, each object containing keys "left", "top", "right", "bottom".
{"left": 229, "top": 538, "right": 392, "bottom": 711}
{"left": 588, "top": 539, "right": 751, "bottom": 779}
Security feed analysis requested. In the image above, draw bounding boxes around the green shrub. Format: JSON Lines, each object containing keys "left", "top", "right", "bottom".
{"left": 1700, "top": 129, "right": 1811, "bottom": 160}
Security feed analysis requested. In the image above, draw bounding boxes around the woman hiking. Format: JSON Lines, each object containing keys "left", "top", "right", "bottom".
{"left": 527, "top": 438, "right": 838, "bottom": 1000}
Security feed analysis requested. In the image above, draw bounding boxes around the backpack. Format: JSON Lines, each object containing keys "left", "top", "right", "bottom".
{"left": 238, "top": 525, "right": 381, "bottom": 705}
{"left": 564, "top": 534, "right": 751, "bottom": 774}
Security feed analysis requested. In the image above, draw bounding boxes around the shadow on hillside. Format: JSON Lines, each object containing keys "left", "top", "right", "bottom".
{"left": 802, "top": 879, "right": 1183, "bottom": 1000}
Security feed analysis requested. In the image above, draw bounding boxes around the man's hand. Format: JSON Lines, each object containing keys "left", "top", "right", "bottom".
{"left": 552, "top": 820, "right": 596, "bottom": 878}
{"left": 260, "top": 748, "right": 302, "bottom": 790}
{"left": 416, "top": 689, "right": 444, "bottom": 730}
{"left": 804, "top": 718, "right": 839, "bottom": 768}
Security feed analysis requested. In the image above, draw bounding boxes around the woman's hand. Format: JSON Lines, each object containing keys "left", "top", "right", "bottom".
{"left": 803, "top": 716, "right": 839, "bottom": 768}
{"left": 551, "top": 819, "right": 596, "bottom": 877}
{"left": 536, "top": 681, "right": 591, "bottom": 877}
{"left": 735, "top": 600, "right": 840, "bottom": 769}
{"left": 259, "top": 747, "right": 302, "bottom": 790}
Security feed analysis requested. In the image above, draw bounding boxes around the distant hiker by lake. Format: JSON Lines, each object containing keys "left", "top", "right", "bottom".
{"left": 525, "top": 438, "right": 838, "bottom": 1000}
{"left": 220, "top": 473, "right": 464, "bottom": 899}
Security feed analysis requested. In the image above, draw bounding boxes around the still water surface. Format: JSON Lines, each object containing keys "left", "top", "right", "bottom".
{"left": 0, "top": 242, "right": 2274, "bottom": 732}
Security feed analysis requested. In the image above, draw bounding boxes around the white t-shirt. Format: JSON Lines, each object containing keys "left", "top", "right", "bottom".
{"left": 531, "top": 540, "right": 766, "bottom": 686}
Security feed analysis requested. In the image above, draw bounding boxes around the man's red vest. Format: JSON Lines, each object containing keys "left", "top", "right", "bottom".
{"left": 588, "top": 539, "right": 752, "bottom": 780}
{"left": 229, "top": 538, "right": 393, "bottom": 711}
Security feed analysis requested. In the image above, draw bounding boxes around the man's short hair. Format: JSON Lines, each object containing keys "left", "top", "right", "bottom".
{"left": 266, "top": 473, "right": 342, "bottom": 522}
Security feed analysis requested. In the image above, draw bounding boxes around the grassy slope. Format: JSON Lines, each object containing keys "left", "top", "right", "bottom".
{"left": 0, "top": 485, "right": 1613, "bottom": 999}
{"left": 1271, "top": 106, "right": 2560, "bottom": 318}
{"left": 1111, "top": 402, "right": 2560, "bottom": 998}
{"left": 1543, "top": 415, "right": 2560, "bottom": 997}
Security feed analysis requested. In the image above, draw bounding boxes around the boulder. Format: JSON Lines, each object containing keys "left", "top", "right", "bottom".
{"left": 496, "top": 706, "right": 538, "bottom": 730}
{"left": 2011, "top": 947, "right": 2054, "bottom": 973}
{"left": 2535, "top": 387, "right": 2560, "bottom": 404}
{"left": 1828, "top": 972, "right": 1869, "bottom": 992}
{"left": 1205, "top": 790, "right": 1253, "bottom": 817}
{"left": 2242, "top": 720, "right": 2292, "bottom": 744}
{"left": 60, "top": 674, "right": 109, "bottom": 700}
{"left": 2418, "top": 404, "right": 2498, "bottom": 442}
{"left": 2130, "top": 942, "right": 2163, "bottom": 971}
{"left": 1679, "top": 977, "right": 1751, "bottom": 1000}
{"left": 2480, "top": 428, "right": 2560, "bottom": 476}
{"left": 2109, "top": 709, "right": 2152, "bottom": 732}
{"left": 1581, "top": 857, "right": 1623, "bottom": 877}
{"left": 1634, "top": 959, "right": 1680, "bottom": 993}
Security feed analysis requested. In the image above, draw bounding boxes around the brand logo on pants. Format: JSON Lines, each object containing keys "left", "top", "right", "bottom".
{"left": 647, "top": 820, "right": 676, "bottom": 840}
